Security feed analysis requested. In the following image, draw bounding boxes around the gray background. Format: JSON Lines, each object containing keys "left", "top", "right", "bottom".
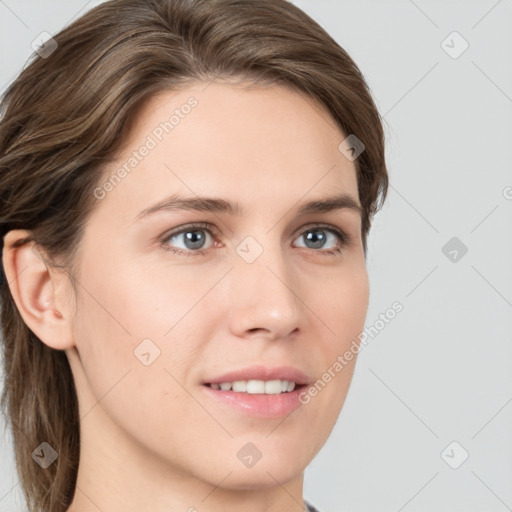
{"left": 1, "top": 1, "right": 511, "bottom": 511}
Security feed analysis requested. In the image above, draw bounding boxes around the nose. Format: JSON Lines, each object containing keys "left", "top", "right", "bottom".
{"left": 227, "top": 239, "right": 306, "bottom": 341}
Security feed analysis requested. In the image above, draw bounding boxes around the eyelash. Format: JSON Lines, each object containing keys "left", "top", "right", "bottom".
{"left": 159, "top": 222, "right": 351, "bottom": 257}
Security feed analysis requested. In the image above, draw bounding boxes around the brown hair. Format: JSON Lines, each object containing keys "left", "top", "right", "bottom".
{"left": 0, "top": 0, "right": 388, "bottom": 510}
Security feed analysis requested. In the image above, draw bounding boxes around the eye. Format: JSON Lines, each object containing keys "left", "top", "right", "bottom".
{"left": 160, "top": 223, "right": 216, "bottom": 256}
{"left": 160, "top": 222, "right": 350, "bottom": 257}
{"left": 292, "top": 224, "right": 349, "bottom": 255}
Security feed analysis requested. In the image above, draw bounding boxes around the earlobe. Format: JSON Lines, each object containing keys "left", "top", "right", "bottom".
{"left": 2, "top": 229, "right": 74, "bottom": 350}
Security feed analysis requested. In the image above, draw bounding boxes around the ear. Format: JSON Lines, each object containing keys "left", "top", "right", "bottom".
{"left": 2, "top": 229, "right": 74, "bottom": 350}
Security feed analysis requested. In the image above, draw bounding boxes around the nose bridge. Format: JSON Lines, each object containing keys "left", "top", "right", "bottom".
{"left": 228, "top": 231, "right": 304, "bottom": 338}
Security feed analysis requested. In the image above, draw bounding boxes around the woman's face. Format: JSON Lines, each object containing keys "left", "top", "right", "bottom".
{"left": 67, "top": 81, "right": 369, "bottom": 488}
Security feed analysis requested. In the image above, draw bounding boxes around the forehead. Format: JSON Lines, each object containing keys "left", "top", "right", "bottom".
{"left": 91, "top": 81, "right": 359, "bottom": 223}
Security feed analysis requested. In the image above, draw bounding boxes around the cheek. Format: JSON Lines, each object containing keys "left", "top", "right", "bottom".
{"left": 69, "top": 252, "right": 206, "bottom": 410}
{"left": 313, "top": 261, "right": 369, "bottom": 344}
{"left": 302, "top": 263, "right": 368, "bottom": 429}
{"left": 91, "top": 255, "right": 226, "bottom": 340}
{"left": 74, "top": 256, "right": 187, "bottom": 343}
{"left": 71, "top": 276, "right": 198, "bottom": 450}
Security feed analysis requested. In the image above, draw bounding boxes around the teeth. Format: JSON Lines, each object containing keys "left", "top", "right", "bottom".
{"left": 209, "top": 379, "right": 297, "bottom": 394}
{"left": 232, "top": 380, "right": 247, "bottom": 392}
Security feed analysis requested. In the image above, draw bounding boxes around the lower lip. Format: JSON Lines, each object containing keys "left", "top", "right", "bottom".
{"left": 201, "top": 384, "right": 307, "bottom": 418}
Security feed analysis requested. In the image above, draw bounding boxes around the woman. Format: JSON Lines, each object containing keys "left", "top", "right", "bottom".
{"left": 0, "top": 0, "right": 388, "bottom": 511}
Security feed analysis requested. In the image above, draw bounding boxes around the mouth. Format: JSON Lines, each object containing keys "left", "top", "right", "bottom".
{"left": 202, "top": 379, "right": 307, "bottom": 395}
{"left": 200, "top": 378, "right": 310, "bottom": 418}
{"left": 199, "top": 365, "right": 312, "bottom": 418}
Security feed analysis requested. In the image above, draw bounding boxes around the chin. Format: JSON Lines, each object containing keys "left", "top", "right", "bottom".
{"left": 214, "top": 462, "right": 305, "bottom": 491}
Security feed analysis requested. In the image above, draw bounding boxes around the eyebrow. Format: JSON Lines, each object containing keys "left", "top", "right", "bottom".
{"left": 134, "top": 192, "right": 363, "bottom": 221}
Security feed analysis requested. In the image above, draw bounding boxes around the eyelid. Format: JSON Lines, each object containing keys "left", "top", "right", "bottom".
{"left": 162, "top": 221, "right": 219, "bottom": 238}
{"left": 291, "top": 222, "right": 350, "bottom": 242}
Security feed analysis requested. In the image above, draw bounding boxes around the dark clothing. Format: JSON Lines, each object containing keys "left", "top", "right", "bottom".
{"left": 305, "top": 500, "right": 320, "bottom": 512}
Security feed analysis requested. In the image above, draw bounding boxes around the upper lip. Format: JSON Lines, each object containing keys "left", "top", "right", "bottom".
{"left": 202, "top": 365, "right": 311, "bottom": 386}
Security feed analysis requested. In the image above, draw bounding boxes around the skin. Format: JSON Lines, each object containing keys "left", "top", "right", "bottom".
{"left": 3, "top": 81, "right": 369, "bottom": 512}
